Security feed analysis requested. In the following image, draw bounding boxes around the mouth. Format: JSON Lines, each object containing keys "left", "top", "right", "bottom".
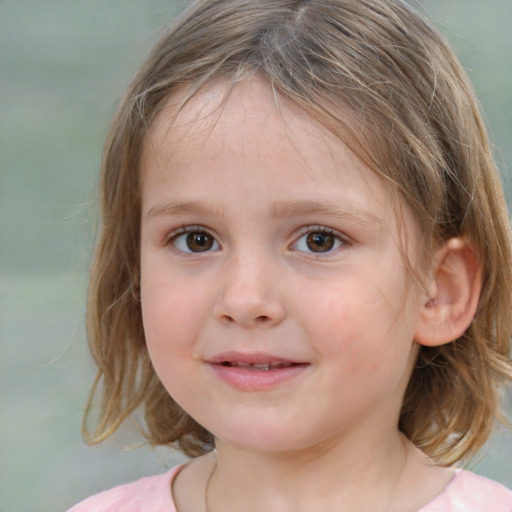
{"left": 219, "top": 361, "right": 301, "bottom": 371}
{"left": 206, "top": 352, "right": 309, "bottom": 390}
{"left": 207, "top": 351, "right": 308, "bottom": 369}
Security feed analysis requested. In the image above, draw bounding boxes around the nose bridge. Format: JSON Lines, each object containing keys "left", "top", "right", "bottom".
{"left": 214, "top": 246, "right": 285, "bottom": 327}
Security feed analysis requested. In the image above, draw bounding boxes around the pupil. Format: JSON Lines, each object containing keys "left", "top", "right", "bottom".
{"left": 306, "top": 232, "right": 334, "bottom": 252}
{"left": 187, "top": 233, "right": 213, "bottom": 252}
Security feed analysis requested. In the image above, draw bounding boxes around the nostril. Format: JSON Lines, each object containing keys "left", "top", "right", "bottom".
{"left": 255, "top": 315, "right": 271, "bottom": 322}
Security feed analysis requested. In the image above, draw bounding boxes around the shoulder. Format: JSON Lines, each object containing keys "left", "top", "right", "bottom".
{"left": 65, "top": 465, "right": 183, "bottom": 512}
{"left": 420, "top": 469, "right": 512, "bottom": 512}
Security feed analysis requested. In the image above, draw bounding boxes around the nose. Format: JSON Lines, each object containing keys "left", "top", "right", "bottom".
{"left": 213, "top": 254, "right": 286, "bottom": 328}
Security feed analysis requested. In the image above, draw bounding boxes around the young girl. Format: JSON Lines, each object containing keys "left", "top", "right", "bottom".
{"left": 69, "top": 0, "right": 512, "bottom": 510}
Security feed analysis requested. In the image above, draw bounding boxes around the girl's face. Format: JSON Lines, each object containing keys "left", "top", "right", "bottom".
{"left": 140, "top": 77, "right": 427, "bottom": 453}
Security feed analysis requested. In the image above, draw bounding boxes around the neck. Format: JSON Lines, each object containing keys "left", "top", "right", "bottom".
{"left": 207, "top": 429, "right": 411, "bottom": 512}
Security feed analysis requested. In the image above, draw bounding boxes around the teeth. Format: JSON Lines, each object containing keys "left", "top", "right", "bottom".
{"left": 250, "top": 363, "right": 271, "bottom": 371}
{"left": 221, "top": 361, "right": 296, "bottom": 370}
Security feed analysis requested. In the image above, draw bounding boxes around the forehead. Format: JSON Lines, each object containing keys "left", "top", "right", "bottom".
{"left": 142, "top": 77, "right": 390, "bottom": 205}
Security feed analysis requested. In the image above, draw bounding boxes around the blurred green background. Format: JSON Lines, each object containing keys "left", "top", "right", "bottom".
{"left": 1, "top": 1, "right": 511, "bottom": 510}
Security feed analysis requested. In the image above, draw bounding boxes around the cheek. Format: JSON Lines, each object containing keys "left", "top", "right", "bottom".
{"left": 140, "top": 266, "right": 207, "bottom": 359}
{"left": 140, "top": 278, "right": 205, "bottom": 403}
{"left": 300, "top": 272, "right": 417, "bottom": 366}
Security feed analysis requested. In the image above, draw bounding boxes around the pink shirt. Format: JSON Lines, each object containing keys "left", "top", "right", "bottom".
{"left": 67, "top": 466, "right": 512, "bottom": 511}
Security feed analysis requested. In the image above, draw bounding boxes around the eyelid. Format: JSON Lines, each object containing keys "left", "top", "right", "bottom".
{"left": 165, "top": 224, "right": 197, "bottom": 243}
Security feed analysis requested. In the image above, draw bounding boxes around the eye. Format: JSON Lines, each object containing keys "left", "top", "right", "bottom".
{"left": 170, "top": 228, "right": 220, "bottom": 253}
{"left": 293, "top": 227, "right": 345, "bottom": 254}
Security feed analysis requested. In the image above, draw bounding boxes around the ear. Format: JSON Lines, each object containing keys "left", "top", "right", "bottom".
{"left": 414, "top": 238, "right": 482, "bottom": 347}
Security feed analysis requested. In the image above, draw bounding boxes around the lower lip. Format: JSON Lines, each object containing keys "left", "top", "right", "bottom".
{"left": 208, "top": 363, "right": 309, "bottom": 391}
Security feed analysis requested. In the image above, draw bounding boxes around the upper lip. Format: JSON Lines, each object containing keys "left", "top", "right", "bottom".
{"left": 205, "top": 351, "right": 307, "bottom": 365}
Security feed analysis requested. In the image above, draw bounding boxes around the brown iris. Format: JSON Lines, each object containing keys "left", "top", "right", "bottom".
{"left": 306, "top": 232, "right": 335, "bottom": 253}
{"left": 186, "top": 232, "right": 215, "bottom": 252}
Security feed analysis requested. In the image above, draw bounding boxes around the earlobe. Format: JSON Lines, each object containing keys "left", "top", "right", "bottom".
{"left": 414, "top": 238, "right": 482, "bottom": 347}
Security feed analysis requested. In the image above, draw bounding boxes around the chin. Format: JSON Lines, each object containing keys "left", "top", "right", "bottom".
{"left": 210, "top": 420, "right": 320, "bottom": 454}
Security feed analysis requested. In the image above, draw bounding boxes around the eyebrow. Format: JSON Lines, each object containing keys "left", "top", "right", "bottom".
{"left": 146, "top": 200, "right": 220, "bottom": 218}
{"left": 146, "top": 199, "right": 381, "bottom": 227}
{"left": 269, "top": 200, "right": 382, "bottom": 227}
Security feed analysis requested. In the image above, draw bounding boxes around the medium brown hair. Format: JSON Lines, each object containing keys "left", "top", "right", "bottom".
{"left": 84, "top": 0, "right": 512, "bottom": 465}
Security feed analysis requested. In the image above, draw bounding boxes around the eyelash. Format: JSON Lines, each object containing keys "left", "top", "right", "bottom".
{"left": 165, "top": 225, "right": 349, "bottom": 255}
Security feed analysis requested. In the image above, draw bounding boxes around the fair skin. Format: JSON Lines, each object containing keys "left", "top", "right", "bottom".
{"left": 139, "top": 77, "right": 479, "bottom": 512}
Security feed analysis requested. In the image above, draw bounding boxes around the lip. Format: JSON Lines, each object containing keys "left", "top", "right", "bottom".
{"left": 205, "top": 351, "right": 310, "bottom": 391}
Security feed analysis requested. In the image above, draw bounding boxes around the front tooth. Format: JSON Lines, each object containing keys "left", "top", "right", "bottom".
{"left": 251, "top": 363, "right": 271, "bottom": 371}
